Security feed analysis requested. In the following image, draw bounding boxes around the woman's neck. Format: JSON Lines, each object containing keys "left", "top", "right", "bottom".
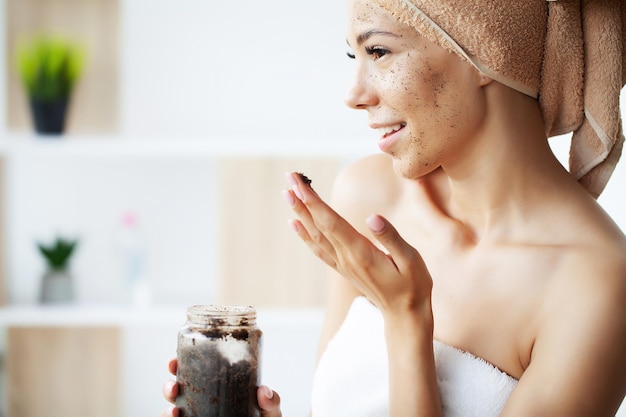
{"left": 440, "top": 84, "right": 580, "bottom": 242}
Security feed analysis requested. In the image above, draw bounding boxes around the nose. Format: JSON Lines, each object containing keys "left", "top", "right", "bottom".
{"left": 344, "top": 67, "right": 378, "bottom": 110}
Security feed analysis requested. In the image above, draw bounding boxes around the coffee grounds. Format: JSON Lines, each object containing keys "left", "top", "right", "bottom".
{"left": 297, "top": 172, "right": 312, "bottom": 187}
{"left": 177, "top": 336, "right": 260, "bottom": 417}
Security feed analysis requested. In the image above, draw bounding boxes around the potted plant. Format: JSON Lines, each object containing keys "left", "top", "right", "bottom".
{"left": 16, "top": 36, "right": 85, "bottom": 135}
{"left": 37, "top": 236, "right": 79, "bottom": 304}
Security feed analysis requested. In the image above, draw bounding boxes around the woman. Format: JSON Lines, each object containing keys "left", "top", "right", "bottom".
{"left": 163, "top": 0, "right": 626, "bottom": 415}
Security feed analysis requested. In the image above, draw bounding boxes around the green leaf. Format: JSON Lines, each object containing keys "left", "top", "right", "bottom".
{"left": 15, "top": 36, "right": 86, "bottom": 100}
{"left": 37, "top": 237, "right": 78, "bottom": 270}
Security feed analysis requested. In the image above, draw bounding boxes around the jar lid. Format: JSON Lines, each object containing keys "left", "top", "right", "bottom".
{"left": 186, "top": 304, "right": 256, "bottom": 326}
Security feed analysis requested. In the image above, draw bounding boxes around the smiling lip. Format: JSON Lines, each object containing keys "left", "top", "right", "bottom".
{"left": 376, "top": 123, "right": 405, "bottom": 138}
{"left": 373, "top": 123, "right": 406, "bottom": 151}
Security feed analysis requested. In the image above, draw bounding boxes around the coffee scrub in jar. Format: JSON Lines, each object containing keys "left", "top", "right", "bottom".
{"left": 176, "top": 305, "right": 263, "bottom": 417}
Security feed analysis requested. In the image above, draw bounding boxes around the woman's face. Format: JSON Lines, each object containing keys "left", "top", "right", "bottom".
{"left": 345, "top": 0, "right": 488, "bottom": 178}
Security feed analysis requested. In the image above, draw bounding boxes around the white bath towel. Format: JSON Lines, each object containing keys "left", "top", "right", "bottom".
{"left": 311, "top": 297, "right": 518, "bottom": 417}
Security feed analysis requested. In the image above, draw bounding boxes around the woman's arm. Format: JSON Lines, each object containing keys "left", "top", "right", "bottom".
{"left": 383, "top": 301, "right": 442, "bottom": 416}
{"left": 501, "top": 256, "right": 626, "bottom": 416}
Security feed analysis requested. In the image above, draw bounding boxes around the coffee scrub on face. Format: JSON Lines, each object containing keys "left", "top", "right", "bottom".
{"left": 176, "top": 305, "right": 263, "bottom": 417}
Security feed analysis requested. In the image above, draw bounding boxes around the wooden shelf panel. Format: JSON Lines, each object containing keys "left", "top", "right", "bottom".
{"left": 6, "top": 327, "right": 121, "bottom": 417}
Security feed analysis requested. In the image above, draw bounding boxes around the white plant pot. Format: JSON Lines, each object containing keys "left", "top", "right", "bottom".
{"left": 40, "top": 269, "right": 75, "bottom": 304}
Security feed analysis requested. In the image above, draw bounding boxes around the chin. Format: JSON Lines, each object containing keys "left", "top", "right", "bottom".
{"left": 392, "top": 156, "right": 436, "bottom": 180}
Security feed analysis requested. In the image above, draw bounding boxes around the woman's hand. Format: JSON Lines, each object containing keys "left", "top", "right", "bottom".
{"left": 161, "top": 359, "right": 179, "bottom": 417}
{"left": 257, "top": 386, "right": 283, "bottom": 417}
{"left": 161, "top": 359, "right": 282, "bottom": 417}
{"left": 283, "top": 172, "right": 433, "bottom": 317}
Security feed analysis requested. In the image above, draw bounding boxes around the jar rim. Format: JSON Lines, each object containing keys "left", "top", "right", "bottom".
{"left": 185, "top": 304, "right": 257, "bottom": 327}
{"left": 187, "top": 304, "right": 256, "bottom": 317}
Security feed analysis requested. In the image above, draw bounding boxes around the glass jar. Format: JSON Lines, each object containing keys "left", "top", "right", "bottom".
{"left": 176, "top": 305, "right": 262, "bottom": 417}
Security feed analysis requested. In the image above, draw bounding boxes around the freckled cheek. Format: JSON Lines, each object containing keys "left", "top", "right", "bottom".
{"left": 420, "top": 77, "right": 464, "bottom": 129}
{"left": 393, "top": 71, "right": 444, "bottom": 113}
{"left": 377, "top": 77, "right": 426, "bottom": 114}
{"left": 375, "top": 74, "right": 408, "bottom": 96}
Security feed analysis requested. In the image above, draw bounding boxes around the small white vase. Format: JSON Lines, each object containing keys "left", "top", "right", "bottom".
{"left": 40, "top": 268, "right": 74, "bottom": 304}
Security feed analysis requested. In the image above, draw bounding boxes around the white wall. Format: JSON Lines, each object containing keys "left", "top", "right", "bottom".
{"left": 120, "top": 0, "right": 371, "bottom": 144}
{"left": 3, "top": 0, "right": 376, "bottom": 307}
{"left": 4, "top": 152, "right": 219, "bottom": 306}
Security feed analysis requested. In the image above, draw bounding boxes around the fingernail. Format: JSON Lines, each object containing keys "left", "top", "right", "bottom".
{"left": 292, "top": 184, "right": 303, "bottom": 201}
{"left": 165, "top": 380, "right": 176, "bottom": 392}
{"left": 261, "top": 385, "right": 274, "bottom": 399}
{"left": 366, "top": 214, "right": 385, "bottom": 233}
{"left": 282, "top": 190, "right": 295, "bottom": 207}
{"left": 287, "top": 219, "right": 299, "bottom": 232}
{"left": 284, "top": 172, "right": 297, "bottom": 186}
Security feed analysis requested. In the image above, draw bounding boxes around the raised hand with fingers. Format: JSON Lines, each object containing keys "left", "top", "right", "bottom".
{"left": 282, "top": 171, "right": 433, "bottom": 318}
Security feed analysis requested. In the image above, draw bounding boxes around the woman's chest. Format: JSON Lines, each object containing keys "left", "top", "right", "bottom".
{"left": 390, "top": 219, "right": 550, "bottom": 378}
{"left": 385, "top": 200, "right": 564, "bottom": 379}
{"left": 425, "top": 249, "right": 554, "bottom": 379}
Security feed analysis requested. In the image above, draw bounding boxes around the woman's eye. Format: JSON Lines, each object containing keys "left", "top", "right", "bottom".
{"left": 345, "top": 47, "right": 389, "bottom": 60}
{"left": 365, "top": 46, "right": 389, "bottom": 60}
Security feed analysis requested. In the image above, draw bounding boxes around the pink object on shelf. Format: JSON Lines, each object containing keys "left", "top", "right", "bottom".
{"left": 121, "top": 211, "right": 139, "bottom": 227}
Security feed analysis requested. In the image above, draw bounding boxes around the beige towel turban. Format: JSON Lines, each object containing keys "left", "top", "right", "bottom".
{"left": 373, "top": 0, "right": 625, "bottom": 198}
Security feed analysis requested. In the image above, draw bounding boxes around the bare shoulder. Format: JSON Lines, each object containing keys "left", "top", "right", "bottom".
{"left": 330, "top": 153, "right": 400, "bottom": 225}
{"left": 315, "top": 153, "right": 400, "bottom": 357}
{"left": 549, "top": 210, "right": 626, "bottom": 310}
{"left": 549, "top": 239, "right": 626, "bottom": 331}
{"left": 543, "top": 192, "right": 626, "bottom": 309}
{"left": 510, "top": 237, "right": 626, "bottom": 415}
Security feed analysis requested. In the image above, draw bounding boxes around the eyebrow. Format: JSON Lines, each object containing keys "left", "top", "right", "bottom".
{"left": 347, "top": 29, "right": 401, "bottom": 47}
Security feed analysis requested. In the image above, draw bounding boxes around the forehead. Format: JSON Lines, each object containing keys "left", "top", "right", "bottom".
{"left": 346, "top": 0, "right": 419, "bottom": 46}
{"left": 347, "top": 0, "right": 397, "bottom": 26}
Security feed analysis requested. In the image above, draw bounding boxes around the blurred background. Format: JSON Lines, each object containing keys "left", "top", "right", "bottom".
{"left": 0, "top": 0, "right": 624, "bottom": 416}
